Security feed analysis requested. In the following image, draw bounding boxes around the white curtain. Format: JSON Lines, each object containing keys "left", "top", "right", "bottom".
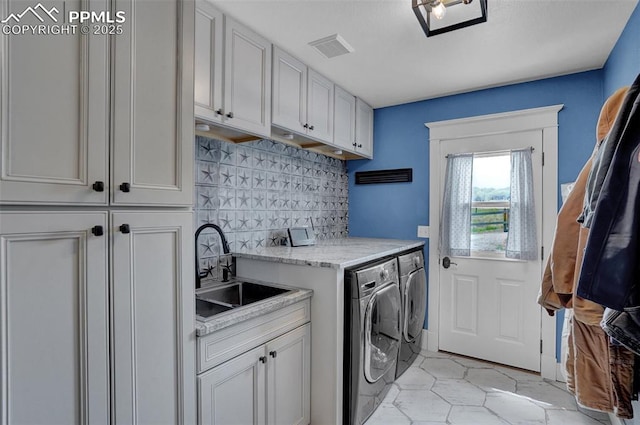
{"left": 506, "top": 148, "right": 538, "bottom": 260}
{"left": 439, "top": 153, "right": 473, "bottom": 257}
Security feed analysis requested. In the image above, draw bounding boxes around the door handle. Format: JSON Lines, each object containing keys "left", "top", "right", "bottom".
{"left": 442, "top": 257, "right": 457, "bottom": 269}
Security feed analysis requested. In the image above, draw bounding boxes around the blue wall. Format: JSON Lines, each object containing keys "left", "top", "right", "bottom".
{"left": 347, "top": 6, "right": 639, "bottom": 362}
{"left": 349, "top": 70, "right": 603, "bottom": 239}
{"left": 603, "top": 2, "right": 640, "bottom": 97}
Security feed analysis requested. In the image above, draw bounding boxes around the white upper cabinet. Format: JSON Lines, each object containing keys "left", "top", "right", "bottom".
{"left": 271, "top": 47, "right": 334, "bottom": 144}
{"left": 355, "top": 98, "right": 374, "bottom": 158}
{"left": 194, "top": 2, "right": 272, "bottom": 138}
{"left": 194, "top": 2, "right": 224, "bottom": 124}
{"left": 0, "top": 0, "right": 109, "bottom": 205}
{"left": 223, "top": 16, "right": 272, "bottom": 137}
{"left": 1, "top": 0, "right": 194, "bottom": 206}
{"left": 333, "top": 85, "right": 357, "bottom": 151}
{"left": 272, "top": 47, "right": 308, "bottom": 134}
{"left": 307, "top": 69, "right": 334, "bottom": 143}
{"left": 112, "top": 0, "right": 194, "bottom": 206}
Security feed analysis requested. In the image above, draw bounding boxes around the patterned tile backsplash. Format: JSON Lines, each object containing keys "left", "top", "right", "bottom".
{"left": 195, "top": 136, "right": 349, "bottom": 281}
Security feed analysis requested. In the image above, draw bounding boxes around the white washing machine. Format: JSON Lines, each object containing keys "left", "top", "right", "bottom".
{"left": 344, "top": 257, "right": 401, "bottom": 425}
{"left": 396, "top": 249, "right": 427, "bottom": 378}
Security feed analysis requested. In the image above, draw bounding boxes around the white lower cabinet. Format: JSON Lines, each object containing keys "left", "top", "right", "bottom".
{"left": 266, "top": 325, "right": 311, "bottom": 425}
{"left": 0, "top": 210, "right": 195, "bottom": 425}
{"left": 197, "top": 315, "right": 310, "bottom": 425}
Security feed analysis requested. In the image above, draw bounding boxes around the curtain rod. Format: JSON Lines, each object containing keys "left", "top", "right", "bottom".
{"left": 445, "top": 146, "right": 534, "bottom": 158}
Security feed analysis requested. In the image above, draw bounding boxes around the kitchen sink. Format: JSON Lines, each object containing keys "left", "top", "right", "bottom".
{"left": 196, "top": 281, "right": 291, "bottom": 320}
{"left": 196, "top": 299, "right": 233, "bottom": 318}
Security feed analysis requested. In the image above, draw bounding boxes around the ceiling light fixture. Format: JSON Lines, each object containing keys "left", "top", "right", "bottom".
{"left": 412, "top": 0, "right": 488, "bottom": 37}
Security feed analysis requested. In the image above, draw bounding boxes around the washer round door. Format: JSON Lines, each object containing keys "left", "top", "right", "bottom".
{"left": 364, "top": 283, "right": 401, "bottom": 383}
{"left": 404, "top": 267, "right": 427, "bottom": 343}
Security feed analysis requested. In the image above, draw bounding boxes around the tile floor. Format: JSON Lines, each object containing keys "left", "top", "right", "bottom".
{"left": 365, "top": 350, "right": 612, "bottom": 425}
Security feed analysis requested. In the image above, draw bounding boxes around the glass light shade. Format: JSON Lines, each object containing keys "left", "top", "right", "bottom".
{"left": 432, "top": 1, "right": 446, "bottom": 20}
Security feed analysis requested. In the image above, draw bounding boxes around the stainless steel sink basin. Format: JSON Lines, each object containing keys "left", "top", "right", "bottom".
{"left": 196, "top": 281, "right": 291, "bottom": 320}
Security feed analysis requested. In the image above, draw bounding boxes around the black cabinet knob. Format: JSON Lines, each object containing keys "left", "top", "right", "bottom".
{"left": 303, "top": 123, "right": 309, "bottom": 129}
{"left": 119, "top": 224, "right": 131, "bottom": 234}
{"left": 91, "top": 225, "right": 104, "bottom": 236}
{"left": 259, "top": 356, "right": 267, "bottom": 364}
{"left": 215, "top": 108, "right": 223, "bottom": 115}
{"left": 352, "top": 142, "right": 357, "bottom": 147}
{"left": 357, "top": 144, "right": 362, "bottom": 148}
{"left": 119, "top": 182, "right": 131, "bottom": 192}
{"left": 309, "top": 125, "right": 314, "bottom": 131}
{"left": 226, "top": 112, "right": 234, "bottom": 118}
{"left": 92, "top": 181, "right": 105, "bottom": 192}
{"left": 269, "top": 350, "right": 277, "bottom": 358}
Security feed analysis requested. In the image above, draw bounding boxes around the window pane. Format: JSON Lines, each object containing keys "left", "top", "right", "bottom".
{"left": 471, "top": 154, "right": 510, "bottom": 258}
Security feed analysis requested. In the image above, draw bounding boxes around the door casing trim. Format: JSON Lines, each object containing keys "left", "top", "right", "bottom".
{"left": 426, "top": 105, "right": 563, "bottom": 379}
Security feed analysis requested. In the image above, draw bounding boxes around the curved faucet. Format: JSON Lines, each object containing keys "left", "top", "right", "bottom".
{"left": 195, "top": 223, "right": 231, "bottom": 288}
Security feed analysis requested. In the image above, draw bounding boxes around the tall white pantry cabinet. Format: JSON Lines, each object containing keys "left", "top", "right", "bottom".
{"left": 0, "top": 1, "right": 197, "bottom": 424}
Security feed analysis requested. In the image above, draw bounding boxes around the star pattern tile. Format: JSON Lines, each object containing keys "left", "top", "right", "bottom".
{"left": 195, "top": 136, "right": 349, "bottom": 261}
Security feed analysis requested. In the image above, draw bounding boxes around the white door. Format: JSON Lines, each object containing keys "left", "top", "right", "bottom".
{"left": 0, "top": 0, "right": 109, "bottom": 205}
{"left": 198, "top": 345, "right": 266, "bottom": 425}
{"left": 111, "top": 211, "right": 195, "bottom": 425}
{"left": 333, "top": 86, "right": 356, "bottom": 151}
{"left": 307, "top": 69, "right": 334, "bottom": 143}
{"left": 355, "top": 99, "right": 373, "bottom": 158}
{"left": 266, "top": 324, "right": 311, "bottom": 425}
{"left": 438, "top": 130, "right": 543, "bottom": 372}
{"left": 223, "top": 16, "right": 272, "bottom": 137}
{"left": 194, "top": 1, "right": 224, "bottom": 124}
{"left": 272, "top": 47, "right": 308, "bottom": 135}
{"left": 112, "top": 0, "right": 194, "bottom": 206}
{"left": 0, "top": 211, "right": 109, "bottom": 424}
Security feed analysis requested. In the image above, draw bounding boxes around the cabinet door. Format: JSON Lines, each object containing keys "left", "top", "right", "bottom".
{"left": 0, "top": 0, "right": 109, "bottom": 205}
{"left": 194, "top": 1, "right": 224, "bottom": 124}
{"left": 112, "top": 0, "right": 194, "bottom": 206}
{"left": 267, "top": 324, "right": 311, "bottom": 425}
{"left": 224, "top": 16, "right": 272, "bottom": 137}
{"left": 198, "top": 346, "right": 266, "bottom": 425}
{"left": 355, "top": 98, "right": 374, "bottom": 158}
{"left": 307, "top": 69, "right": 334, "bottom": 143}
{"left": 0, "top": 211, "right": 109, "bottom": 424}
{"left": 111, "top": 211, "right": 195, "bottom": 425}
{"left": 272, "top": 47, "right": 307, "bottom": 135}
{"left": 333, "top": 86, "right": 356, "bottom": 151}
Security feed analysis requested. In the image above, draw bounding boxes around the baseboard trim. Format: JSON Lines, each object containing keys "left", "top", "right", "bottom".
{"left": 421, "top": 329, "right": 429, "bottom": 351}
{"left": 555, "top": 362, "right": 567, "bottom": 383}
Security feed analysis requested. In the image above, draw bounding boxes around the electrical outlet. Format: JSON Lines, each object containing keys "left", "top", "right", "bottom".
{"left": 417, "top": 225, "right": 430, "bottom": 238}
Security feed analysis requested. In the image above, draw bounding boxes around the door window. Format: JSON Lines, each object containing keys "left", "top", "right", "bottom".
{"left": 364, "top": 284, "right": 401, "bottom": 383}
{"left": 470, "top": 153, "right": 510, "bottom": 258}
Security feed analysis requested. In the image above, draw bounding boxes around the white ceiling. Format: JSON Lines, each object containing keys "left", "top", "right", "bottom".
{"left": 211, "top": 0, "right": 639, "bottom": 108}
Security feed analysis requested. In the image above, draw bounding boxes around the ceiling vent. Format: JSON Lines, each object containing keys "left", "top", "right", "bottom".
{"left": 308, "top": 34, "right": 354, "bottom": 59}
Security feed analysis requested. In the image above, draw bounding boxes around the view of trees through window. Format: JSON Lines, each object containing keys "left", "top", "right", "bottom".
{"left": 470, "top": 154, "right": 510, "bottom": 256}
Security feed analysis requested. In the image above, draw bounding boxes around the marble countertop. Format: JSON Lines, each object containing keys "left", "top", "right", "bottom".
{"left": 195, "top": 277, "right": 313, "bottom": 337}
{"left": 233, "top": 237, "right": 425, "bottom": 269}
